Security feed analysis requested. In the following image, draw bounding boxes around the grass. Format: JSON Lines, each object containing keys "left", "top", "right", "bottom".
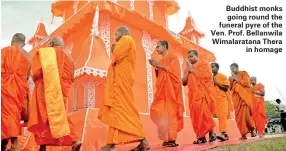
{"left": 207, "top": 137, "right": 286, "bottom": 151}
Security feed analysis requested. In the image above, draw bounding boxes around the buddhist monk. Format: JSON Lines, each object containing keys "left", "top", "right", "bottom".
{"left": 27, "top": 37, "right": 81, "bottom": 151}
{"left": 251, "top": 77, "right": 267, "bottom": 138}
{"left": 182, "top": 50, "right": 216, "bottom": 144}
{"left": 1, "top": 33, "right": 31, "bottom": 151}
{"left": 98, "top": 26, "right": 150, "bottom": 151}
{"left": 229, "top": 63, "right": 257, "bottom": 139}
{"left": 148, "top": 40, "right": 184, "bottom": 147}
{"left": 211, "top": 63, "right": 232, "bottom": 141}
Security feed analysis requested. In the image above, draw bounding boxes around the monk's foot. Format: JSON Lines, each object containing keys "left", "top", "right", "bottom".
{"left": 164, "top": 141, "right": 178, "bottom": 147}
{"left": 251, "top": 130, "right": 257, "bottom": 137}
{"left": 98, "top": 145, "right": 115, "bottom": 151}
{"left": 71, "top": 141, "right": 82, "bottom": 151}
{"left": 209, "top": 132, "right": 217, "bottom": 142}
{"left": 130, "top": 139, "right": 150, "bottom": 151}
{"left": 259, "top": 134, "right": 264, "bottom": 138}
{"left": 193, "top": 137, "right": 207, "bottom": 144}
{"left": 7, "top": 146, "right": 21, "bottom": 151}
{"left": 2, "top": 139, "right": 9, "bottom": 151}
{"left": 162, "top": 142, "right": 168, "bottom": 147}
{"left": 217, "top": 133, "right": 229, "bottom": 142}
{"left": 239, "top": 135, "right": 247, "bottom": 140}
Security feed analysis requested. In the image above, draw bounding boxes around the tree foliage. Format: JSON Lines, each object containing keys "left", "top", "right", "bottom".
{"left": 265, "top": 101, "right": 280, "bottom": 118}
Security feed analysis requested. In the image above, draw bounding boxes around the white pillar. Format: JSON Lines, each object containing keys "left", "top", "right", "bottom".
{"left": 72, "top": 83, "right": 79, "bottom": 111}
{"left": 147, "top": 0, "right": 154, "bottom": 21}
{"left": 85, "top": 5, "right": 99, "bottom": 68}
{"left": 178, "top": 56, "right": 186, "bottom": 116}
{"left": 73, "top": 1, "right": 79, "bottom": 14}
{"left": 99, "top": 14, "right": 111, "bottom": 58}
{"left": 130, "top": 0, "right": 135, "bottom": 11}
{"left": 142, "top": 31, "right": 154, "bottom": 111}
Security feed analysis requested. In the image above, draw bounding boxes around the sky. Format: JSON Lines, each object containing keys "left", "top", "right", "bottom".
{"left": 1, "top": 0, "right": 286, "bottom": 104}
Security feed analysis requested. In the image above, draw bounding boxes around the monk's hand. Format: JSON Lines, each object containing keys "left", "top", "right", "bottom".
{"left": 111, "top": 44, "right": 115, "bottom": 53}
{"left": 148, "top": 59, "right": 154, "bottom": 66}
{"left": 186, "top": 62, "right": 194, "bottom": 73}
{"left": 251, "top": 87, "right": 255, "bottom": 92}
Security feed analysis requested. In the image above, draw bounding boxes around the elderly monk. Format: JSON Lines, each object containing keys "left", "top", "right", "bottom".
{"left": 27, "top": 37, "right": 81, "bottom": 151}
{"left": 1, "top": 33, "right": 31, "bottom": 151}
{"left": 251, "top": 77, "right": 267, "bottom": 138}
{"left": 230, "top": 63, "right": 257, "bottom": 139}
{"left": 182, "top": 50, "right": 216, "bottom": 144}
{"left": 148, "top": 40, "right": 184, "bottom": 147}
{"left": 98, "top": 26, "right": 150, "bottom": 151}
{"left": 211, "top": 63, "right": 233, "bottom": 141}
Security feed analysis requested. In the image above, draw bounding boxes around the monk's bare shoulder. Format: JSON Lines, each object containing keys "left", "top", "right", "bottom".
{"left": 20, "top": 48, "right": 32, "bottom": 63}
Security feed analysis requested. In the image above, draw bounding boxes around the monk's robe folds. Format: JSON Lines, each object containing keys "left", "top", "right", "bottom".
{"left": 98, "top": 36, "right": 145, "bottom": 144}
{"left": 150, "top": 53, "right": 184, "bottom": 141}
{"left": 214, "top": 73, "right": 233, "bottom": 133}
{"left": 252, "top": 83, "right": 267, "bottom": 134}
{"left": 28, "top": 47, "right": 78, "bottom": 145}
{"left": 231, "top": 71, "right": 255, "bottom": 136}
{"left": 1, "top": 46, "right": 31, "bottom": 140}
{"left": 187, "top": 61, "right": 216, "bottom": 139}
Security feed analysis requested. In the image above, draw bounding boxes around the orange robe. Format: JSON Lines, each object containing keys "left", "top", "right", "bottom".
{"left": 252, "top": 83, "right": 267, "bottom": 134}
{"left": 231, "top": 71, "right": 255, "bottom": 136}
{"left": 214, "top": 73, "right": 233, "bottom": 133}
{"left": 187, "top": 61, "right": 216, "bottom": 139}
{"left": 150, "top": 53, "right": 184, "bottom": 142}
{"left": 28, "top": 47, "right": 78, "bottom": 145}
{"left": 98, "top": 35, "right": 145, "bottom": 144}
{"left": 1, "top": 46, "right": 31, "bottom": 140}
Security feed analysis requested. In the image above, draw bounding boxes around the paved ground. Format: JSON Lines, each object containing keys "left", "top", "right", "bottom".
{"left": 116, "top": 134, "right": 286, "bottom": 151}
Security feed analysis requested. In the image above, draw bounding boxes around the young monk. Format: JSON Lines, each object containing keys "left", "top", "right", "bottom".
{"left": 149, "top": 40, "right": 184, "bottom": 147}
{"left": 28, "top": 37, "right": 82, "bottom": 151}
{"left": 1, "top": 33, "right": 31, "bottom": 151}
{"left": 251, "top": 77, "right": 267, "bottom": 138}
{"left": 229, "top": 63, "right": 257, "bottom": 139}
{"left": 211, "top": 63, "right": 232, "bottom": 141}
{"left": 98, "top": 26, "right": 150, "bottom": 151}
{"left": 182, "top": 50, "right": 216, "bottom": 144}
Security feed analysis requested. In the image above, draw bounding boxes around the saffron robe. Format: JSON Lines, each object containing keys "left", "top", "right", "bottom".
{"left": 252, "top": 83, "right": 267, "bottom": 134}
{"left": 28, "top": 47, "right": 78, "bottom": 145}
{"left": 187, "top": 60, "right": 216, "bottom": 139}
{"left": 231, "top": 71, "right": 255, "bottom": 136}
{"left": 1, "top": 46, "right": 31, "bottom": 140}
{"left": 98, "top": 36, "right": 145, "bottom": 144}
{"left": 214, "top": 73, "right": 233, "bottom": 133}
{"left": 150, "top": 53, "right": 184, "bottom": 141}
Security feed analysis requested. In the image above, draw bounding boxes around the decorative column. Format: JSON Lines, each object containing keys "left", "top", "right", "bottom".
{"left": 72, "top": 83, "right": 79, "bottom": 111}
{"left": 84, "top": 81, "right": 96, "bottom": 108}
{"left": 99, "top": 14, "right": 111, "bottom": 58}
{"left": 84, "top": 83, "right": 89, "bottom": 109}
{"left": 147, "top": 0, "right": 154, "bottom": 21}
{"left": 85, "top": 4, "right": 99, "bottom": 68}
{"left": 130, "top": 0, "right": 135, "bottom": 11}
{"left": 165, "top": 11, "right": 168, "bottom": 28}
{"left": 73, "top": 1, "right": 79, "bottom": 14}
{"left": 142, "top": 31, "right": 159, "bottom": 112}
{"left": 178, "top": 56, "right": 187, "bottom": 116}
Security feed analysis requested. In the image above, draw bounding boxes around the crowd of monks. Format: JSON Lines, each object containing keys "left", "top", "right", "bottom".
{"left": 1, "top": 26, "right": 269, "bottom": 151}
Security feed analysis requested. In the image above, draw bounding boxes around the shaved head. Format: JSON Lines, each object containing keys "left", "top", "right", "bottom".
{"left": 117, "top": 26, "right": 130, "bottom": 35}
{"left": 115, "top": 26, "right": 130, "bottom": 42}
{"left": 189, "top": 50, "right": 199, "bottom": 57}
{"left": 49, "top": 37, "right": 64, "bottom": 48}
{"left": 251, "top": 76, "right": 257, "bottom": 85}
{"left": 11, "top": 33, "right": 25, "bottom": 47}
{"left": 188, "top": 50, "right": 199, "bottom": 64}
